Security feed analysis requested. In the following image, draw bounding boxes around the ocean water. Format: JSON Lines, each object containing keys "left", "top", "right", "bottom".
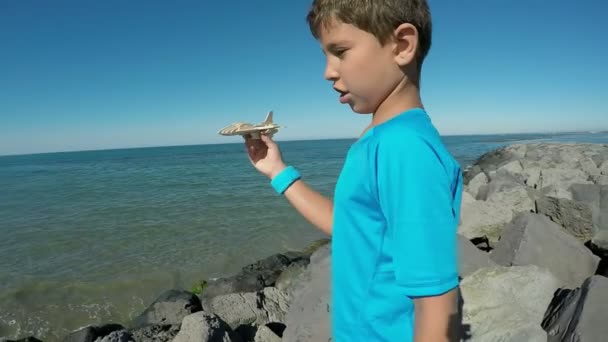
{"left": 1, "top": 132, "right": 607, "bottom": 340}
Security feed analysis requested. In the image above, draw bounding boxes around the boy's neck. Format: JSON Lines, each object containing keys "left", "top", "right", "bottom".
{"left": 371, "top": 80, "right": 423, "bottom": 127}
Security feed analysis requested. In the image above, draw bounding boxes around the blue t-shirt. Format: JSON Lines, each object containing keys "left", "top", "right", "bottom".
{"left": 331, "top": 108, "right": 462, "bottom": 341}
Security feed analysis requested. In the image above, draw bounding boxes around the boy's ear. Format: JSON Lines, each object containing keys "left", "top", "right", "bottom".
{"left": 392, "top": 23, "right": 418, "bottom": 67}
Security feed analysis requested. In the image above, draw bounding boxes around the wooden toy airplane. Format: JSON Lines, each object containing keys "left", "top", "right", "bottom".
{"left": 218, "top": 110, "right": 281, "bottom": 139}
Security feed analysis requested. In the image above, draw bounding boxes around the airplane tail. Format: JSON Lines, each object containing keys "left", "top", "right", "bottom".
{"left": 262, "top": 110, "right": 274, "bottom": 124}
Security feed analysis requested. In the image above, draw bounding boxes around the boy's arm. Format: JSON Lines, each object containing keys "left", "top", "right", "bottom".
{"left": 413, "top": 288, "right": 459, "bottom": 342}
{"left": 245, "top": 134, "right": 333, "bottom": 236}
{"left": 283, "top": 178, "right": 333, "bottom": 236}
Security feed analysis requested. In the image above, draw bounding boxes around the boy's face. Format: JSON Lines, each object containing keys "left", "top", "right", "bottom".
{"left": 319, "top": 18, "right": 404, "bottom": 114}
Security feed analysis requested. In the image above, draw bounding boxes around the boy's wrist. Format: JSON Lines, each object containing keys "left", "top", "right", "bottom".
{"left": 269, "top": 163, "right": 288, "bottom": 179}
{"left": 270, "top": 165, "right": 301, "bottom": 194}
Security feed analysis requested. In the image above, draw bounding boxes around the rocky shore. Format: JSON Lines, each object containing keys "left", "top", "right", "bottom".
{"left": 3, "top": 142, "right": 608, "bottom": 342}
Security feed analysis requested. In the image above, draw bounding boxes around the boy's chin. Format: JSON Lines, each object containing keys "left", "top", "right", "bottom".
{"left": 348, "top": 102, "right": 374, "bottom": 115}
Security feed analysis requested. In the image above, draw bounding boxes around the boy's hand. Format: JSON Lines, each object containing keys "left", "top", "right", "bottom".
{"left": 244, "top": 134, "right": 287, "bottom": 179}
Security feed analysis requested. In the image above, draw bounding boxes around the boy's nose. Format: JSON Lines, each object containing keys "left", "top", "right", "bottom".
{"left": 324, "top": 61, "right": 339, "bottom": 81}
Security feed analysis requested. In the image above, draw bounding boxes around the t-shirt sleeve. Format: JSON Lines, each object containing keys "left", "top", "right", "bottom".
{"left": 375, "top": 132, "right": 460, "bottom": 297}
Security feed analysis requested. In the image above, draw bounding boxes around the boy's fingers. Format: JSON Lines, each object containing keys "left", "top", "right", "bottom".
{"left": 260, "top": 134, "right": 275, "bottom": 147}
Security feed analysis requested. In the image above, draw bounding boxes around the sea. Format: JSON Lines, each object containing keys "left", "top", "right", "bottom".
{"left": 1, "top": 131, "right": 608, "bottom": 340}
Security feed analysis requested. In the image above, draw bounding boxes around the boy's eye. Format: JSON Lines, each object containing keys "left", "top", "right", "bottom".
{"left": 334, "top": 49, "right": 347, "bottom": 57}
{"left": 323, "top": 43, "right": 350, "bottom": 58}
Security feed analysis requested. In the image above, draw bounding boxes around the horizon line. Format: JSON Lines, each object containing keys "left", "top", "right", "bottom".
{"left": 1, "top": 129, "right": 607, "bottom": 158}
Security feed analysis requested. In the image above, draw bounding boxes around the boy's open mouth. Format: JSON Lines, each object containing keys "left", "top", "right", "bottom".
{"left": 334, "top": 87, "right": 349, "bottom": 103}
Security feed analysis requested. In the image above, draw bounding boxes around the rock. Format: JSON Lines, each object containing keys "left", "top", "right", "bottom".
{"left": 509, "top": 144, "right": 528, "bottom": 160}
{"left": 253, "top": 325, "right": 281, "bottom": 342}
{"left": 558, "top": 147, "right": 584, "bottom": 169}
{"left": 591, "top": 174, "right": 608, "bottom": 185}
{"left": 260, "top": 287, "right": 291, "bottom": 324}
{"left": 459, "top": 200, "right": 512, "bottom": 243}
{"left": 463, "top": 146, "right": 514, "bottom": 185}
{"left": 542, "top": 275, "right": 608, "bottom": 342}
{"left": 459, "top": 187, "right": 534, "bottom": 244}
{"left": 95, "top": 331, "right": 132, "bottom": 342}
{"left": 467, "top": 172, "right": 488, "bottom": 199}
{"left": 202, "top": 253, "right": 306, "bottom": 299}
{"left": 588, "top": 232, "right": 608, "bottom": 277}
{"left": 460, "top": 265, "right": 560, "bottom": 342}
{"left": 483, "top": 170, "right": 526, "bottom": 200}
{"left": 535, "top": 196, "right": 595, "bottom": 242}
{"left": 525, "top": 148, "right": 541, "bottom": 162}
{"left": 172, "top": 311, "right": 241, "bottom": 342}
{"left": 202, "top": 275, "right": 264, "bottom": 300}
{"left": 601, "top": 160, "right": 608, "bottom": 175}
{"left": 591, "top": 154, "right": 603, "bottom": 168}
{"left": 581, "top": 157, "right": 601, "bottom": 177}
{"left": 63, "top": 324, "right": 125, "bottom": 342}
{"left": 490, "top": 212, "right": 600, "bottom": 289}
{"left": 461, "top": 191, "right": 476, "bottom": 206}
{"left": 524, "top": 166, "right": 542, "bottom": 189}
{"left": 570, "top": 184, "right": 602, "bottom": 229}
{"left": 571, "top": 184, "right": 608, "bottom": 254}
{"left": 240, "top": 253, "right": 304, "bottom": 286}
{"left": 2, "top": 338, "right": 43, "bottom": 342}
{"left": 299, "top": 238, "right": 331, "bottom": 255}
{"left": 132, "top": 290, "right": 202, "bottom": 327}
{"left": 129, "top": 324, "right": 180, "bottom": 342}
{"left": 282, "top": 244, "right": 331, "bottom": 342}
{"left": 457, "top": 234, "right": 496, "bottom": 278}
{"left": 591, "top": 231, "right": 608, "bottom": 254}
{"left": 600, "top": 185, "right": 608, "bottom": 234}
{"left": 203, "top": 287, "right": 289, "bottom": 330}
{"left": 488, "top": 186, "right": 535, "bottom": 213}
{"left": 463, "top": 165, "right": 482, "bottom": 185}
{"left": 274, "top": 258, "right": 310, "bottom": 295}
{"left": 497, "top": 160, "right": 524, "bottom": 180}
{"left": 537, "top": 168, "right": 592, "bottom": 200}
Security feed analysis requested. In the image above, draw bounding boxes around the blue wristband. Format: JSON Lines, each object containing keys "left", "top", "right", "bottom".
{"left": 271, "top": 165, "right": 301, "bottom": 194}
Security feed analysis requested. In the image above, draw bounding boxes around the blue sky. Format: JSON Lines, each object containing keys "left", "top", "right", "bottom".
{"left": 1, "top": 0, "right": 607, "bottom": 155}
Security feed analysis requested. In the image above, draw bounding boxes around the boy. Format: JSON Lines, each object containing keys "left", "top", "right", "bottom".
{"left": 244, "top": 0, "right": 462, "bottom": 341}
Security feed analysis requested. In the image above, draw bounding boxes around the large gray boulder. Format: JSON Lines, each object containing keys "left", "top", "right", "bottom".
{"left": 542, "top": 275, "right": 608, "bottom": 342}
{"left": 490, "top": 212, "right": 600, "bottom": 289}
{"left": 458, "top": 234, "right": 496, "bottom": 278}
{"left": 203, "top": 287, "right": 289, "bottom": 331}
{"left": 483, "top": 169, "right": 526, "bottom": 200}
{"left": 132, "top": 290, "right": 202, "bottom": 327}
{"left": 458, "top": 199, "right": 514, "bottom": 243}
{"left": 172, "top": 311, "right": 241, "bottom": 342}
{"left": 460, "top": 265, "right": 560, "bottom": 342}
{"left": 459, "top": 186, "right": 534, "bottom": 244}
{"left": 253, "top": 325, "right": 282, "bottom": 342}
{"left": 597, "top": 186, "right": 608, "bottom": 250}
{"left": 274, "top": 258, "right": 310, "bottom": 297}
{"left": 95, "top": 330, "right": 132, "bottom": 342}
{"left": 129, "top": 324, "right": 180, "bottom": 342}
{"left": 571, "top": 184, "right": 608, "bottom": 252}
{"left": 282, "top": 244, "right": 331, "bottom": 342}
{"left": 463, "top": 146, "right": 514, "bottom": 185}
{"left": 538, "top": 168, "right": 592, "bottom": 200}
{"left": 201, "top": 252, "right": 308, "bottom": 299}
{"left": 591, "top": 174, "right": 608, "bottom": 185}
{"left": 467, "top": 172, "right": 488, "bottom": 199}
{"left": 600, "top": 160, "right": 608, "bottom": 175}
{"left": 535, "top": 196, "right": 595, "bottom": 242}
